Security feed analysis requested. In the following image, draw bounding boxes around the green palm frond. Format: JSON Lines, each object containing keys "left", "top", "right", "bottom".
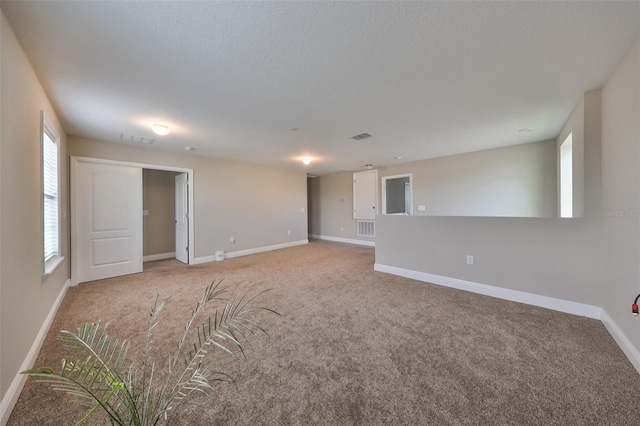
{"left": 23, "top": 321, "right": 134, "bottom": 425}
{"left": 22, "top": 278, "right": 277, "bottom": 426}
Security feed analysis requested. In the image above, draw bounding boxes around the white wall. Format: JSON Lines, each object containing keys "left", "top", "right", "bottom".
{"left": 309, "top": 139, "right": 557, "bottom": 244}
{"left": 383, "top": 139, "right": 557, "bottom": 217}
{"left": 600, "top": 41, "right": 640, "bottom": 352}
{"left": 69, "top": 137, "right": 309, "bottom": 260}
{"left": 1, "top": 10, "right": 70, "bottom": 404}
{"left": 308, "top": 173, "right": 372, "bottom": 244}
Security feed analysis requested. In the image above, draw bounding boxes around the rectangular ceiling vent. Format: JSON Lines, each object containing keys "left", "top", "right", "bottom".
{"left": 351, "top": 133, "right": 372, "bottom": 141}
{"left": 326, "top": 169, "right": 350, "bottom": 175}
{"left": 120, "top": 133, "right": 155, "bottom": 145}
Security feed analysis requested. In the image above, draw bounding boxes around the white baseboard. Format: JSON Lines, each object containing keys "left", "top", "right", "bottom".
{"left": 143, "top": 252, "right": 176, "bottom": 262}
{"left": 192, "top": 255, "right": 216, "bottom": 265}
{"left": 193, "top": 240, "right": 309, "bottom": 265}
{"left": 225, "top": 239, "right": 309, "bottom": 259}
{"left": 600, "top": 310, "right": 640, "bottom": 374}
{"left": 373, "top": 263, "right": 640, "bottom": 374}
{"left": 0, "top": 279, "right": 71, "bottom": 425}
{"left": 373, "top": 263, "right": 602, "bottom": 319}
{"left": 309, "top": 234, "right": 375, "bottom": 247}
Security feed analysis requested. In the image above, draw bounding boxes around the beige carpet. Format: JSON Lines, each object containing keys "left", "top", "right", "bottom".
{"left": 8, "top": 240, "right": 640, "bottom": 425}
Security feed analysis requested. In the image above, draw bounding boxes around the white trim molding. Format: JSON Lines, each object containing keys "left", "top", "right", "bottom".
{"left": 192, "top": 255, "right": 216, "bottom": 265}
{"left": 193, "top": 240, "right": 309, "bottom": 265}
{"left": 143, "top": 252, "right": 176, "bottom": 262}
{"left": 0, "top": 279, "right": 71, "bottom": 424}
{"left": 373, "top": 263, "right": 601, "bottom": 319}
{"left": 373, "top": 263, "right": 640, "bottom": 374}
{"left": 600, "top": 310, "right": 640, "bottom": 374}
{"left": 309, "top": 234, "right": 375, "bottom": 247}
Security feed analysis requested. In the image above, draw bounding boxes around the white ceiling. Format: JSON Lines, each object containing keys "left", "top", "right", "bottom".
{"left": 2, "top": 1, "right": 638, "bottom": 175}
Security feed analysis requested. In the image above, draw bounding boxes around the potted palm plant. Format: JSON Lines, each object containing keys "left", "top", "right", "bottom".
{"left": 22, "top": 279, "right": 277, "bottom": 425}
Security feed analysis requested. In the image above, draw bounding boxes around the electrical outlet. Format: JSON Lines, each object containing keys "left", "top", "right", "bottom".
{"left": 417, "top": 205, "right": 426, "bottom": 212}
{"left": 340, "top": 226, "right": 344, "bottom": 232}
{"left": 230, "top": 236, "right": 236, "bottom": 244}
{"left": 466, "top": 255, "right": 474, "bottom": 265}
{"left": 287, "top": 230, "right": 291, "bottom": 235}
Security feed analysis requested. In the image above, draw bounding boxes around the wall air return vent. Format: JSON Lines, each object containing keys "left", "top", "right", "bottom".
{"left": 120, "top": 133, "right": 155, "bottom": 145}
{"left": 351, "top": 133, "right": 372, "bottom": 141}
{"left": 357, "top": 220, "right": 375, "bottom": 237}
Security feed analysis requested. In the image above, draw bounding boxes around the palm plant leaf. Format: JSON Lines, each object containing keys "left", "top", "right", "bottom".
{"left": 23, "top": 279, "right": 277, "bottom": 426}
{"left": 23, "top": 322, "right": 134, "bottom": 425}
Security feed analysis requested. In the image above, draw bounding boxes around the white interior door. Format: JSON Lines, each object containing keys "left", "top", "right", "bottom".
{"left": 353, "top": 170, "right": 378, "bottom": 219}
{"left": 175, "top": 173, "right": 189, "bottom": 264}
{"left": 73, "top": 160, "right": 143, "bottom": 283}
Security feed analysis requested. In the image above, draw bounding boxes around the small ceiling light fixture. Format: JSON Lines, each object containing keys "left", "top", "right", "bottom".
{"left": 152, "top": 123, "right": 170, "bottom": 136}
{"left": 518, "top": 128, "right": 533, "bottom": 133}
{"left": 184, "top": 146, "right": 195, "bottom": 151}
{"left": 393, "top": 156, "right": 402, "bottom": 160}
{"left": 301, "top": 157, "right": 312, "bottom": 165}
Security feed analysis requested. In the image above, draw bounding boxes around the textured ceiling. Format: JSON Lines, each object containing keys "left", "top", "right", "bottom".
{"left": 2, "top": 1, "right": 638, "bottom": 175}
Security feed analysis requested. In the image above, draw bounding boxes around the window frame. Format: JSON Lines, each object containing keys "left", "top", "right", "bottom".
{"left": 559, "top": 132, "right": 573, "bottom": 218}
{"left": 41, "top": 111, "right": 63, "bottom": 278}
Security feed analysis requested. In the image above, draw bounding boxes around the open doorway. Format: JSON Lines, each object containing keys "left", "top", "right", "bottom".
{"left": 142, "top": 169, "right": 189, "bottom": 264}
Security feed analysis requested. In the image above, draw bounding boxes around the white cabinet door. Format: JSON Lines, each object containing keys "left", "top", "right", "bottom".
{"left": 175, "top": 173, "right": 189, "bottom": 264}
{"left": 353, "top": 170, "right": 378, "bottom": 219}
{"left": 73, "top": 159, "right": 143, "bottom": 283}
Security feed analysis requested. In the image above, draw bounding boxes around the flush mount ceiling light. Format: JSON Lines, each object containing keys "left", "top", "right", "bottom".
{"left": 301, "top": 157, "right": 312, "bottom": 165}
{"left": 184, "top": 146, "right": 195, "bottom": 151}
{"left": 151, "top": 123, "right": 170, "bottom": 136}
{"left": 518, "top": 128, "right": 533, "bottom": 133}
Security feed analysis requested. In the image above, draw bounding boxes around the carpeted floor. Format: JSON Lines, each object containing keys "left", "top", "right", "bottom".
{"left": 8, "top": 240, "right": 640, "bottom": 425}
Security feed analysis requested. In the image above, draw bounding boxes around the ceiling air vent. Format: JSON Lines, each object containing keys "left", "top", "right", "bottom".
{"left": 351, "top": 133, "right": 372, "bottom": 141}
{"left": 120, "top": 133, "right": 155, "bottom": 145}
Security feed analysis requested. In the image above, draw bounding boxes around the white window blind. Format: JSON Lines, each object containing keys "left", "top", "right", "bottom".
{"left": 43, "top": 122, "right": 59, "bottom": 263}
